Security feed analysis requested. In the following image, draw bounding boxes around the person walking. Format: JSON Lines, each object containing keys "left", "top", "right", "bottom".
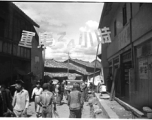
{"left": 84, "top": 82, "right": 88, "bottom": 102}
{"left": 61, "top": 81, "right": 65, "bottom": 101}
{"left": 81, "top": 82, "right": 86, "bottom": 102}
{"left": 12, "top": 80, "right": 29, "bottom": 117}
{"left": 31, "top": 81, "right": 43, "bottom": 117}
{"left": 38, "top": 83, "right": 56, "bottom": 118}
{"left": 55, "top": 83, "right": 62, "bottom": 105}
{"left": 68, "top": 83, "right": 84, "bottom": 118}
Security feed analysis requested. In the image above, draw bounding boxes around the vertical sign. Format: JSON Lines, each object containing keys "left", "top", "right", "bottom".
{"left": 139, "top": 58, "right": 148, "bottom": 79}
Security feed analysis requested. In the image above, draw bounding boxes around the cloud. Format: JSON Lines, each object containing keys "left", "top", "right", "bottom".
{"left": 51, "top": 42, "right": 65, "bottom": 50}
{"left": 79, "top": 20, "right": 99, "bottom": 32}
{"left": 86, "top": 20, "right": 99, "bottom": 30}
{"left": 79, "top": 27, "right": 87, "bottom": 32}
{"left": 14, "top": 2, "right": 68, "bottom": 34}
{"left": 14, "top": 2, "right": 103, "bottom": 62}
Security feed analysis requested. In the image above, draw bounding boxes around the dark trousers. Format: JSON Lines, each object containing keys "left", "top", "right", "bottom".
{"left": 69, "top": 109, "right": 81, "bottom": 118}
{"left": 61, "top": 92, "right": 63, "bottom": 100}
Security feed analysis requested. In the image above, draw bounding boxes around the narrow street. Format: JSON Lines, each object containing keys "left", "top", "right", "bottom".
{"left": 28, "top": 96, "right": 91, "bottom": 118}
{"left": 1, "top": 2, "right": 152, "bottom": 119}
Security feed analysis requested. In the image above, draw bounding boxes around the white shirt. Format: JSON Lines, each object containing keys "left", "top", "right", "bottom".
{"left": 13, "top": 89, "right": 29, "bottom": 111}
{"left": 31, "top": 87, "right": 43, "bottom": 97}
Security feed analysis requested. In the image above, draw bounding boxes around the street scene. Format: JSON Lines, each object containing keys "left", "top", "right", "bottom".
{"left": 0, "top": 1, "right": 152, "bottom": 119}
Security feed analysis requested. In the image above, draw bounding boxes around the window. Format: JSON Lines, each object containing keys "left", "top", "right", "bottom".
{"left": 114, "top": 20, "right": 117, "bottom": 36}
{"left": 0, "top": 17, "right": 5, "bottom": 37}
{"left": 123, "top": 4, "right": 127, "bottom": 26}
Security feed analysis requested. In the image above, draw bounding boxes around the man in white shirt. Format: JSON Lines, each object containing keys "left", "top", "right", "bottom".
{"left": 12, "top": 80, "right": 29, "bottom": 117}
{"left": 31, "top": 81, "right": 43, "bottom": 117}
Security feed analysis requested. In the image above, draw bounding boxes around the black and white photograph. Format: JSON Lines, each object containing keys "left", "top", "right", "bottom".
{"left": 0, "top": 0, "right": 152, "bottom": 119}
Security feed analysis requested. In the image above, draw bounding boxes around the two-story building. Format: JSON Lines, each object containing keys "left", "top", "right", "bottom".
{"left": 99, "top": 3, "right": 152, "bottom": 110}
{"left": 0, "top": 2, "right": 42, "bottom": 93}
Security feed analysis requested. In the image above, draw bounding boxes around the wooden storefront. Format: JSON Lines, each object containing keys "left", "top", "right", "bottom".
{"left": 134, "top": 39, "right": 152, "bottom": 109}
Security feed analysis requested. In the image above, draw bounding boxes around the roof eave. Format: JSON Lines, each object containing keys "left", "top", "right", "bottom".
{"left": 12, "top": 2, "right": 40, "bottom": 28}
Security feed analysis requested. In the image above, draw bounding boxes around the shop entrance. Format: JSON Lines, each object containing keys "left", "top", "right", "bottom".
{"left": 121, "top": 50, "right": 132, "bottom": 101}
{"left": 122, "top": 61, "right": 132, "bottom": 97}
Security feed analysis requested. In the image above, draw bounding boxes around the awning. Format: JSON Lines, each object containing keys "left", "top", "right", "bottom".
{"left": 45, "top": 72, "right": 81, "bottom": 78}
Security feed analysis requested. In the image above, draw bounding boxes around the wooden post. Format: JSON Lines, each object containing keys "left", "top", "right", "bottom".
{"left": 100, "top": 43, "right": 103, "bottom": 83}
{"left": 93, "top": 43, "right": 100, "bottom": 90}
{"left": 42, "top": 47, "right": 45, "bottom": 83}
{"left": 110, "top": 68, "right": 118, "bottom": 101}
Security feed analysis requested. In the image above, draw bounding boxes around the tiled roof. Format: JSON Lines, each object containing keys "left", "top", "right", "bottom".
{"left": 56, "top": 61, "right": 88, "bottom": 75}
{"left": 88, "top": 70, "right": 101, "bottom": 76}
{"left": 45, "top": 72, "right": 81, "bottom": 77}
{"left": 91, "top": 60, "right": 102, "bottom": 69}
{"left": 45, "top": 59, "right": 67, "bottom": 68}
{"left": 45, "top": 59, "right": 88, "bottom": 75}
{"left": 71, "top": 59, "right": 94, "bottom": 68}
{"left": 68, "top": 63, "right": 88, "bottom": 75}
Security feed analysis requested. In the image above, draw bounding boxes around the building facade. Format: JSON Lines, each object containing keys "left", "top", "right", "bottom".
{"left": 100, "top": 3, "right": 152, "bottom": 110}
{"left": 0, "top": 2, "right": 42, "bottom": 91}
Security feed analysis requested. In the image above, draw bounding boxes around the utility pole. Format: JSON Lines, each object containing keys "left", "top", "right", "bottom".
{"left": 92, "top": 43, "right": 100, "bottom": 89}
{"left": 42, "top": 47, "right": 45, "bottom": 83}
{"left": 67, "top": 52, "right": 70, "bottom": 77}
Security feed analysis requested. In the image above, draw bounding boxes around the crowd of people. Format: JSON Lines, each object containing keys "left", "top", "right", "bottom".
{"left": 0, "top": 79, "right": 94, "bottom": 118}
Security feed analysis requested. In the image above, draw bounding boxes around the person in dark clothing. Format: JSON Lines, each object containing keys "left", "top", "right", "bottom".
{"left": 68, "top": 83, "right": 84, "bottom": 118}
{"left": 76, "top": 83, "right": 81, "bottom": 92}
{"left": 60, "top": 81, "right": 65, "bottom": 101}
{"left": 81, "top": 82, "right": 87, "bottom": 102}
{"left": 0, "top": 84, "right": 13, "bottom": 117}
{"left": 48, "top": 81, "right": 55, "bottom": 93}
{"left": 89, "top": 82, "right": 94, "bottom": 91}
{"left": 84, "top": 83, "right": 88, "bottom": 102}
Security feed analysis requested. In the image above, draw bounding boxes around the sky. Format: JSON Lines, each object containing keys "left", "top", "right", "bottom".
{"left": 14, "top": 2, "right": 104, "bottom": 62}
